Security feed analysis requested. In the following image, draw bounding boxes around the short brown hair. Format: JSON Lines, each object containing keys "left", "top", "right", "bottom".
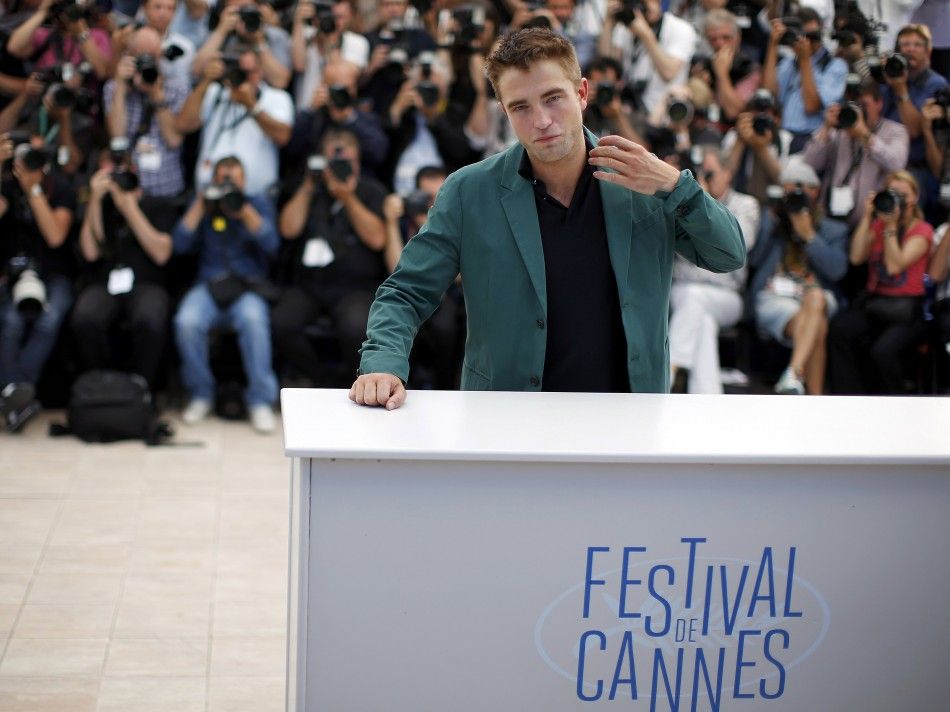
{"left": 897, "top": 23, "right": 932, "bottom": 51}
{"left": 483, "top": 28, "right": 581, "bottom": 101}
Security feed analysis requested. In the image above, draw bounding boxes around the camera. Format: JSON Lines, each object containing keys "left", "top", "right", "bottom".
{"left": 416, "top": 52, "right": 439, "bottom": 107}
{"left": 328, "top": 147, "right": 352, "bottom": 182}
{"left": 452, "top": 5, "right": 485, "bottom": 48}
{"left": 6, "top": 256, "right": 46, "bottom": 318}
{"left": 50, "top": 0, "right": 87, "bottom": 24}
{"left": 111, "top": 167, "right": 139, "bottom": 192}
{"left": 844, "top": 72, "right": 862, "bottom": 100}
{"left": 221, "top": 53, "right": 248, "bottom": 87}
{"left": 204, "top": 180, "right": 246, "bottom": 216}
{"left": 328, "top": 84, "right": 352, "bottom": 110}
{"left": 867, "top": 55, "right": 885, "bottom": 84}
{"left": 595, "top": 81, "right": 615, "bottom": 107}
{"left": 784, "top": 187, "right": 810, "bottom": 214}
{"left": 404, "top": 189, "right": 432, "bottom": 219}
{"left": 748, "top": 88, "right": 775, "bottom": 112}
{"left": 306, "top": 154, "right": 327, "bottom": 180}
{"left": 384, "top": 48, "right": 409, "bottom": 85}
{"left": 614, "top": 0, "right": 644, "bottom": 26}
{"left": 779, "top": 16, "right": 802, "bottom": 45}
{"left": 667, "top": 97, "right": 693, "bottom": 125}
{"left": 752, "top": 113, "right": 775, "bottom": 136}
{"left": 13, "top": 142, "right": 49, "bottom": 172}
{"left": 310, "top": 0, "right": 337, "bottom": 34}
{"left": 831, "top": 29, "right": 857, "bottom": 46}
{"left": 239, "top": 5, "right": 263, "bottom": 33}
{"left": 134, "top": 54, "right": 160, "bottom": 85}
{"left": 873, "top": 189, "right": 903, "bottom": 215}
{"left": 837, "top": 101, "right": 862, "bottom": 129}
{"left": 884, "top": 53, "right": 908, "bottom": 79}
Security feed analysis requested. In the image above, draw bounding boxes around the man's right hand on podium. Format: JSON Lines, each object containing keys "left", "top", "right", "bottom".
{"left": 348, "top": 374, "right": 406, "bottom": 410}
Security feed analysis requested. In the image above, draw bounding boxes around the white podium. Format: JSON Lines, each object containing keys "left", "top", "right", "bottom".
{"left": 281, "top": 389, "right": 950, "bottom": 712}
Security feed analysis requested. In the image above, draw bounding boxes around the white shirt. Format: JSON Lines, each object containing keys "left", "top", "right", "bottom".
{"left": 295, "top": 31, "right": 370, "bottom": 108}
{"left": 196, "top": 82, "right": 294, "bottom": 195}
{"left": 161, "top": 31, "right": 195, "bottom": 86}
{"left": 612, "top": 12, "right": 697, "bottom": 115}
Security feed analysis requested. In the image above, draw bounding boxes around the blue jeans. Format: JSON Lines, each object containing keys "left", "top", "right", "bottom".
{"left": 173, "top": 284, "right": 278, "bottom": 407}
{"left": 0, "top": 274, "right": 73, "bottom": 387}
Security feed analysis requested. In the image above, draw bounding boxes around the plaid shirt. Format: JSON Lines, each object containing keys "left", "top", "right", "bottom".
{"left": 103, "top": 77, "right": 189, "bottom": 198}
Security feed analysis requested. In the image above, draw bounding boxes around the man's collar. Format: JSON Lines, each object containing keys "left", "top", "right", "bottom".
{"left": 517, "top": 136, "right": 595, "bottom": 187}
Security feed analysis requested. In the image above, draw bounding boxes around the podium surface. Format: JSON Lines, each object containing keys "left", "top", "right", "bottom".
{"left": 282, "top": 389, "right": 950, "bottom": 712}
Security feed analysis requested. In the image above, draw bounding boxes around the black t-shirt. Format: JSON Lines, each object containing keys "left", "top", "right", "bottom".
{"left": 518, "top": 149, "right": 630, "bottom": 393}
{"left": 0, "top": 173, "right": 76, "bottom": 278}
{"left": 86, "top": 195, "right": 180, "bottom": 287}
{"left": 292, "top": 176, "right": 388, "bottom": 292}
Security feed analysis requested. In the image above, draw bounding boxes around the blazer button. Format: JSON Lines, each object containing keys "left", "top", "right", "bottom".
{"left": 536, "top": 319, "right": 545, "bottom": 329}
{"left": 676, "top": 205, "right": 689, "bottom": 218}
{"left": 530, "top": 376, "right": 540, "bottom": 386}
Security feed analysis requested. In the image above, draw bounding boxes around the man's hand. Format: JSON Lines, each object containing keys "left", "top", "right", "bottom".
{"left": 203, "top": 56, "right": 225, "bottom": 83}
{"left": 768, "top": 18, "right": 786, "bottom": 46}
{"left": 846, "top": 108, "right": 870, "bottom": 142}
{"left": 823, "top": 103, "right": 840, "bottom": 129}
{"left": 922, "top": 98, "right": 943, "bottom": 132}
{"left": 13, "top": 161, "right": 43, "bottom": 194}
{"left": 116, "top": 54, "right": 136, "bottom": 83}
{"left": 323, "top": 166, "right": 358, "bottom": 201}
{"left": 349, "top": 373, "right": 406, "bottom": 410}
{"left": 883, "top": 62, "right": 908, "bottom": 95}
{"left": 89, "top": 168, "right": 113, "bottom": 199}
{"left": 382, "top": 193, "right": 404, "bottom": 223}
{"left": 789, "top": 209, "right": 816, "bottom": 242}
{"left": 712, "top": 44, "right": 734, "bottom": 78}
{"left": 589, "top": 135, "right": 680, "bottom": 195}
{"left": 231, "top": 81, "right": 258, "bottom": 109}
{"left": 792, "top": 35, "right": 812, "bottom": 64}
{"left": 629, "top": 9, "right": 653, "bottom": 41}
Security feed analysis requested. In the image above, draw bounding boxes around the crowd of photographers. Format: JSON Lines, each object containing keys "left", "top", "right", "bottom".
{"left": 0, "top": 0, "right": 947, "bottom": 433}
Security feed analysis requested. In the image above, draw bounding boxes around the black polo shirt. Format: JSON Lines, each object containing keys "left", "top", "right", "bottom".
{"left": 518, "top": 146, "right": 630, "bottom": 393}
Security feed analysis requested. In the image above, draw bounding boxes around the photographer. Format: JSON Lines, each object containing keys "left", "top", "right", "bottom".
{"left": 802, "top": 80, "right": 909, "bottom": 229}
{"left": 722, "top": 89, "right": 792, "bottom": 204}
{"left": 598, "top": 0, "right": 697, "bottom": 114}
{"left": 669, "top": 146, "right": 759, "bottom": 394}
{"left": 70, "top": 153, "right": 176, "bottom": 388}
{"left": 748, "top": 159, "right": 848, "bottom": 395}
{"left": 105, "top": 26, "right": 188, "bottom": 198}
{"left": 0, "top": 72, "right": 89, "bottom": 176}
{"left": 284, "top": 59, "right": 388, "bottom": 180}
{"left": 6, "top": 0, "right": 112, "bottom": 82}
{"left": 273, "top": 128, "right": 387, "bottom": 386}
{"left": 0, "top": 131, "right": 75, "bottom": 408}
{"left": 134, "top": 0, "right": 197, "bottom": 83}
{"left": 291, "top": 0, "right": 369, "bottom": 108}
{"left": 172, "top": 155, "right": 280, "bottom": 432}
{"left": 703, "top": 8, "right": 761, "bottom": 123}
{"left": 176, "top": 44, "right": 293, "bottom": 195}
{"left": 762, "top": 8, "right": 847, "bottom": 153}
{"left": 828, "top": 171, "right": 934, "bottom": 394}
{"left": 583, "top": 55, "right": 644, "bottom": 145}
{"left": 384, "top": 53, "right": 474, "bottom": 194}
{"left": 879, "top": 24, "right": 948, "bottom": 221}
{"left": 920, "top": 95, "right": 948, "bottom": 191}
{"left": 192, "top": 0, "right": 292, "bottom": 89}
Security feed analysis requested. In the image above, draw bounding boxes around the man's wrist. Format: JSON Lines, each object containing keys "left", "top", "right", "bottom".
{"left": 28, "top": 184, "right": 43, "bottom": 199}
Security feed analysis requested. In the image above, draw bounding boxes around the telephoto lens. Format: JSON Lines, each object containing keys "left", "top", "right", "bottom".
{"left": 873, "top": 189, "right": 902, "bottom": 215}
{"left": 784, "top": 187, "right": 810, "bottom": 214}
{"left": 837, "top": 102, "right": 861, "bottom": 129}
{"left": 884, "top": 53, "right": 908, "bottom": 79}
{"left": 135, "top": 54, "right": 160, "bottom": 85}
{"left": 752, "top": 113, "right": 775, "bottom": 136}
{"left": 239, "top": 6, "right": 262, "bottom": 33}
{"left": 667, "top": 98, "right": 693, "bottom": 125}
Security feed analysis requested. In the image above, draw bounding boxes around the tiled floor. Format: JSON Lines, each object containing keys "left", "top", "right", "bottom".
{"left": 0, "top": 410, "right": 289, "bottom": 712}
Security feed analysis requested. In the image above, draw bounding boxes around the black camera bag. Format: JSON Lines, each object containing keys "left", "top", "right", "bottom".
{"left": 57, "top": 370, "right": 171, "bottom": 444}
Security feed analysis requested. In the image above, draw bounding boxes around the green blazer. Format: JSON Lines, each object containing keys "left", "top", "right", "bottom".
{"left": 359, "top": 131, "right": 746, "bottom": 393}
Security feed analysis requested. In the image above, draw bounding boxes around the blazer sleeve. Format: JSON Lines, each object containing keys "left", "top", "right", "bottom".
{"left": 662, "top": 170, "right": 747, "bottom": 274}
{"left": 358, "top": 171, "right": 464, "bottom": 381}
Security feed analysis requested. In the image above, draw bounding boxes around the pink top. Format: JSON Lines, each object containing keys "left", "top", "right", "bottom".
{"left": 867, "top": 219, "right": 934, "bottom": 297}
{"left": 30, "top": 27, "right": 111, "bottom": 70}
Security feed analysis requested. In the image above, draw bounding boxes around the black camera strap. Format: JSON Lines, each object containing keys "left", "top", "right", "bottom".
{"left": 203, "top": 84, "right": 252, "bottom": 157}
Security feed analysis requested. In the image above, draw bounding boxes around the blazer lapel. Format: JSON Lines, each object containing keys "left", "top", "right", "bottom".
{"left": 600, "top": 178, "right": 633, "bottom": 289}
{"left": 500, "top": 144, "right": 547, "bottom": 310}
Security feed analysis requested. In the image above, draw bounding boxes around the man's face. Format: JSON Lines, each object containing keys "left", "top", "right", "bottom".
{"left": 498, "top": 59, "right": 588, "bottom": 167}
{"left": 215, "top": 165, "right": 246, "bottom": 191}
{"left": 644, "top": 0, "right": 662, "bottom": 24}
{"left": 701, "top": 154, "right": 730, "bottom": 200}
{"left": 417, "top": 174, "right": 445, "bottom": 199}
{"left": 859, "top": 93, "right": 882, "bottom": 125}
{"left": 238, "top": 52, "right": 262, "bottom": 87}
{"left": 332, "top": 1, "right": 352, "bottom": 31}
{"left": 144, "top": 0, "right": 176, "bottom": 34}
{"left": 546, "top": 0, "right": 574, "bottom": 24}
{"left": 705, "top": 23, "right": 738, "bottom": 53}
{"left": 803, "top": 20, "right": 823, "bottom": 48}
{"left": 897, "top": 31, "right": 930, "bottom": 72}
{"left": 378, "top": 0, "right": 407, "bottom": 24}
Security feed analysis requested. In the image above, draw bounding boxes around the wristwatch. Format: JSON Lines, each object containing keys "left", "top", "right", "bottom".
{"left": 77, "top": 30, "right": 91, "bottom": 44}
{"left": 29, "top": 184, "right": 43, "bottom": 198}
{"left": 251, "top": 100, "right": 265, "bottom": 118}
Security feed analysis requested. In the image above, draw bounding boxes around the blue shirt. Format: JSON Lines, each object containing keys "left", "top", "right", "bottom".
{"left": 172, "top": 194, "right": 279, "bottom": 282}
{"left": 776, "top": 48, "right": 848, "bottom": 134}
{"left": 882, "top": 68, "right": 949, "bottom": 165}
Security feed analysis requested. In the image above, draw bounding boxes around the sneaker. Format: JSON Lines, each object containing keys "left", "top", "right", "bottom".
{"left": 249, "top": 404, "right": 276, "bottom": 434}
{"left": 774, "top": 367, "right": 806, "bottom": 395}
{"left": 182, "top": 398, "right": 212, "bottom": 424}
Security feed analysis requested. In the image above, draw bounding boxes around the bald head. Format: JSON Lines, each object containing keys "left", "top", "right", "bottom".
{"left": 130, "top": 27, "right": 163, "bottom": 58}
{"left": 323, "top": 60, "right": 361, "bottom": 91}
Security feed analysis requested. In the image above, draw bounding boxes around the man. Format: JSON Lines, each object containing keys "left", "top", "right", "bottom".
{"left": 349, "top": 28, "right": 744, "bottom": 409}
{"left": 172, "top": 156, "right": 279, "bottom": 432}
{"left": 140, "top": 0, "right": 197, "bottom": 83}
{"left": 669, "top": 146, "right": 759, "bottom": 394}
{"left": 703, "top": 8, "right": 761, "bottom": 123}
{"left": 106, "top": 26, "right": 188, "bottom": 198}
{"left": 272, "top": 128, "right": 388, "bottom": 386}
{"left": 802, "top": 80, "right": 908, "bottom": 229}
{"left": 176, "top": 44, "right": 293, "bottom": 195}
{"left": 191, "top": 0, "right": 292, "bottom": 89}
{"left": 599, "top": 0, "right": 697, "bottom": 115}
{"left": 71, "top": 153, "right": 176, "bottom": 389}
{"left": 763, "top": 8, "right": 848, "bottom": 153}
{"left": 722, "top": 89, "right": 792, "bottom": 205}
{"left": 582, "top": 56, "right": 644, "bottom": 145}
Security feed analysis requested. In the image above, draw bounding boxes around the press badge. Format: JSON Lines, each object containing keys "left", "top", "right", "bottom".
{"left": 302, "top": 237, "right": 334, "bottom": 268}
{"left": 829, "top": 186, "right": 855, "bottom": 217}
{"left": 196, "top": 159, "right": 213, "bottom": 187}
{"left": 107, "top": 267, "right": 135, "bottom": 295}
{"left": 770, "top": 275, "right": 802, "bottom": 300}
{"left": 136, "top": 138, "right": 162, "bottom": 172}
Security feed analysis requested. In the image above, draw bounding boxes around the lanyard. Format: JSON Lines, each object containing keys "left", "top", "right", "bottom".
{"left": 204, "top": 85, "right": 251, "bottom": 157}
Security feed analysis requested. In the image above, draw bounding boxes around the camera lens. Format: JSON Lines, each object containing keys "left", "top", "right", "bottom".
{"left": 884, "top": 54, "right": 908, "bottom": 79}
{"left": 873, "top": 189, "right": 899, "bottom": 214}
{"left": 838, "top": 103, "right": 860, "bottom": 129}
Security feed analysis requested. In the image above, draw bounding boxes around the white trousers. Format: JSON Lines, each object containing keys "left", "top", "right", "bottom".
{"left": 669, "top": 283, "right": 743, "bottom": 394}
